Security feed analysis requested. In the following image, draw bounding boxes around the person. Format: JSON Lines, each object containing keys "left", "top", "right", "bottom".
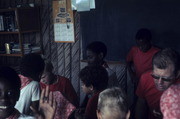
{"left": 76, "top": 65, "right": 109, "bottom": 119}
{"left": 86, "top": 41, "right": 118, "bottom": 88}
{"left": 15, "top": 53, "right": 45, "bottom": 115}
{"left": 97, "top": 87, "right": 130, "bottom": 119}
{"left": 126, "top": 28, "right": 160, "bottom": 81}
{"left": 135, "top": 48, "right": 180, "bottom": 119}
{"left": 40, "top": 61, "right": 78, "bottom": 119}
{"left": 126, "top": 28, "right": 160, "bottom": 119}
{"left": 0, "top": 66, "right": 56, "bottom": 119}
{"left": 160, "top": 83, "right": 180, "bottom": 119}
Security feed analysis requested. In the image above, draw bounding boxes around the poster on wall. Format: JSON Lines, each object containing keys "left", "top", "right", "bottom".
{"left": 53, "top": 0, "right": 75, "bottom": 42}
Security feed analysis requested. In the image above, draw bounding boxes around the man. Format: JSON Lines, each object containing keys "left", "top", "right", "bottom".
{"left": 135, "top": 48, "right": 180, "bottom": 119}
{"left": 97, "top": 87, "right": 130, "bottom": 119}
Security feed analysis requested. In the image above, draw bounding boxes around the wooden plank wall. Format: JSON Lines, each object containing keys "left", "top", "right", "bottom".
{"left": 0, "top": 0, "right": 81, "bottom": 97}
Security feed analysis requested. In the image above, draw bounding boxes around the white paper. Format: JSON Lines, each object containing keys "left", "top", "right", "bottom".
{"left": 54, "top": 23, "right": 75, "bottom": 42}
{"left": 76, "top": 0, "right": 90, "bottom": 11}
{"left": 71, "top": 0, "right": 95, "bottom": 11}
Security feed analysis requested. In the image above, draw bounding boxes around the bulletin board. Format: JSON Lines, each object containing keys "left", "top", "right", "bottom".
{"left": 53, "top": 0, "right": 75, "bottom": 42}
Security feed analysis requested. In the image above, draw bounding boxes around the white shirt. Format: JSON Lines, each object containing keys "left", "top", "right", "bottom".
{"left": 18, "top": 114, "right": 35, "bottom": 119}
{"left": 15, "top": 81, "right": 40, "bottom": 115}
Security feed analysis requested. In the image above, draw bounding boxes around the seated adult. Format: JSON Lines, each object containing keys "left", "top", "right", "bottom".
{"left": 97, "top": 87, "right": 130, "bottom": 119}
{"left": 40, "top": 61, "right": 78, "bottom": 119}
{"left": 15, "top": 53, "right": 45, "bottom": 115}
{"left": 76, "top": 65, "right": 109, "bottom": 119}
{"left": 135, "top": 48, "right": 180, "bottom": 119}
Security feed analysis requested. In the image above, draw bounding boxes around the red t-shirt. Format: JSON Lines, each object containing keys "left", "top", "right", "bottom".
{"left": 136, "top": 71, "right": 163, "bottom": 119}
{"left": 40, "top": 75, "right": 79, "bottom": 107}
{"left": 85, "top": 91, "right": 101, "bottom": 119}
{"left": 127, "top": 46, "right": 160, "bottom": 78}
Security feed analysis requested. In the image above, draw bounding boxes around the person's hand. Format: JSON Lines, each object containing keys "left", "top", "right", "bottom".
{"left": 31, "top": 86, "right": 56, "bottom": 119}
{"left": 153, "top": 109, "right": 163, "bottom": 119}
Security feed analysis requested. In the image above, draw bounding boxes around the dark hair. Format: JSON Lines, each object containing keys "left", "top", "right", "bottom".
{"left": 20, "top": 53, "right": 45, "bottom": 81}
{"left": 152, "top": 48, "right": 180, "bottom": 75}
{"left": 0, "top": 66, "right": 21, "bottom": 97}
{"left": 98, "top": 87, "right": 128, "bottom": 119}
{"left": 135, "top": 28, "right": 152, "bottom": 41}
{"left": 86, "top": 41, "right": 107, "bottom": 58}
{"left": 79, "top": 65, "right": 108, "bottom": 91}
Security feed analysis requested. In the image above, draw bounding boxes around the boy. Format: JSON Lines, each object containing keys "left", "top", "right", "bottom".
{"left": 40, "top": 61, "right": 78, "bottom": 119}
{"left": 86, "top": 41, "right": 118, "bottom": 87}
{"left": 77, "top": 65, "right": 109, "bottom": 119}
{"left": 127, "top": 28, "right": 160, "bottom": 80}
{"left": 97, "top": 87, "right": 130, "bottom": 119}
{"left": 0, "top": 66, "right": 56, "bottom": 119}
{"left": 15, "top": 53, "right": 45, "bottom": 115}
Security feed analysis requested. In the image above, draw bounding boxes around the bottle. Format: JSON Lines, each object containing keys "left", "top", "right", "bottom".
{"left": 5, "top": 43, "right": 11, "bottom": 54}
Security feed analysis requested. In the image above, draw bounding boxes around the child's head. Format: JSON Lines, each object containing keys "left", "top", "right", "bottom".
{"left": 0, "top": 66, "right": 21, "bottom": 118}
{"left": 97, "top": 87, "right": 130, "bottom": 119}
{"left": 79, "top": 65, "right": 108, "bottom": 95}
{"left": 135, "top": 28, "right": 152, "bottom": 52}
{"left": 20, "top": 53, "right": 45, "bottom": 82}
{"left": 40, "top": 61, "right": 54, "bottom": 85}
{"left": 86, "top": 41, "right": 107, "bottom": 66}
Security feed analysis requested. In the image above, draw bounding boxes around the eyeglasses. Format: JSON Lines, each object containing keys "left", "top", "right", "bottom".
{"left": 151, "top": 74, "right": 174, "bottom": 82}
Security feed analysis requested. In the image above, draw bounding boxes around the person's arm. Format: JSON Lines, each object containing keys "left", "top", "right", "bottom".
{"left": 135, "top": 97, "right": 149, "bottom": 119}
{"left": 127, "top": 61, "right": 137, "bottom": 83}
{"left": 126, "top": 47, "right": 137, "bottom": 84}
{"left": 31, "top": 100, "right": 39, "bottom": 113}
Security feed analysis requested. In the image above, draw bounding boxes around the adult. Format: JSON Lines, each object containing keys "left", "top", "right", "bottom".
{"left": 136, "top": 48, "right": 180, "bottom": 119}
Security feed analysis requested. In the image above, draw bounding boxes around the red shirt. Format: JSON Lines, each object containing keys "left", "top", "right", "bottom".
{"left": 160, "top": 83, "right": 180, "bottom": 119}
{"left": 136, "top": 71, "right": 163, "bottom": 119}
{"left": 40, "top": 75, "right": 79, "bottom": 107}
{"left": 127, "top": 46, "right": 160, "bottom": 78}
{"left": 85, "top": 91, "right": 101, "bottom": 119}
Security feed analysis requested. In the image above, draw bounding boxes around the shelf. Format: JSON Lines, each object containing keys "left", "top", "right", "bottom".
{"left": 0, "top": 54, "right": 23, "bottom": 57}
{"left": 0, "top": 30, "right": 40, "bottom": 34}
{"left": 0, "top": 51, "right": 42, "bottom": 57}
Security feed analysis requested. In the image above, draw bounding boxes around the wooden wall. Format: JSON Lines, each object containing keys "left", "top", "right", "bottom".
{"left": 0, "top": 0, "right": 81, "bottom": 97}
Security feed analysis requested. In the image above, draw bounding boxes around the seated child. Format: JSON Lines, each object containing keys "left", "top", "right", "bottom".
{"left": 97, "top": 87, "right": 130, "bottom": 119}
{"left": 40, "top": 61, "right": 78, "bottom": 119}
{"left": 0, "top": 66, "right": 56, "bottom": 119}
{"left": 75, "top": 65, "right": 109, "bottom": 119}
{"left": 15, "top": 53, "right": 45, "bottom": 115}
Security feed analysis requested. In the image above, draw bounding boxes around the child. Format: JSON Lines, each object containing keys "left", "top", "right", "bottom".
{"left": 86, "top": 41, "right": 118, "bottom": 88}
{"left": 97, "top": 87, "right": 130, "bottom": 119}
{"left": 40, "top": 61, "right": 78, "bottom": 119}
{"left": 76, "top": 65, "right": 109, "bottom": 119}
{"left": 15, "top": 53, "right": 45, "bottom": 115}
{"left": 126, "top": 28, "right": 160, "bottom": 80}
{"left": 0, "top": 66, "right": 56, "bottom": 119}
